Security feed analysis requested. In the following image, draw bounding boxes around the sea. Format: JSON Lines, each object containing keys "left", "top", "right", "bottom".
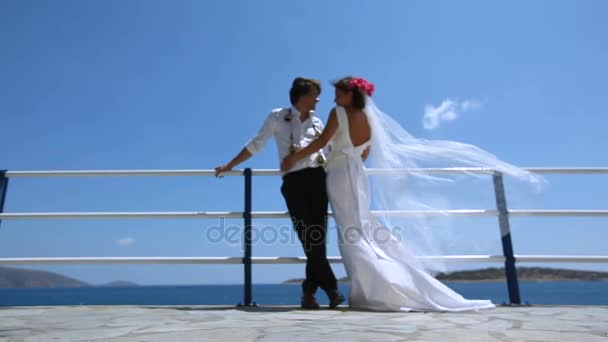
{"left": 1, "top": 281, "right": 607, "bottom": 307}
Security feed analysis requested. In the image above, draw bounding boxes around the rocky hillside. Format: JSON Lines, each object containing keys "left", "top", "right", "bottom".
{"left": 0, "top": 266, "right": 88, "bottom": 288}
{"left": 0, "top": 267, "right": 139, "bottom": 288}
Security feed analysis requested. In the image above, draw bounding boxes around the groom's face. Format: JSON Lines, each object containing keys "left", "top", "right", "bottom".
{"left": 299, "top": 89, "right": 320, "bottom": 112}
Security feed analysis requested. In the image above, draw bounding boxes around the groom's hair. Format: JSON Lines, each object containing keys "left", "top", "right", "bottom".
{"left": 289, "top": 77, "right": 321, "bottom": 105}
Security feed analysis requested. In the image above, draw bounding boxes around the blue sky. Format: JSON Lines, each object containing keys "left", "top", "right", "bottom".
{"left": 1, "top": 0, "right": 607, "bottom": 286}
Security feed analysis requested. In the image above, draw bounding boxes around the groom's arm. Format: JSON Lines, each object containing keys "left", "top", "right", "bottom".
{"left": 244, "top": 110, "right": 278, "bottom": 155}
{"left": 215, "top": 148, "right": 253, "bottom": 176}
{"left": 215, "top": 111, "right": 277, "bottom": 177}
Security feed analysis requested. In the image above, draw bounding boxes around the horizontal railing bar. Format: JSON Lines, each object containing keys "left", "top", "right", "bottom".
{"left": 0, "top": 257, "right": 244, "bottom": 265}
{"left": 373, "top": 209, "right": 498, "bottom": 217}
{"left": 419, "top": 255, "right": 505, "bottom": 262}
{"left": 251, "top": 257, "right": 337, "bottom": 264}
{"left": 4, "top": 170, "right": 243, "bottom": 177}
{"left": 256, "top": 167, "right": 608, "bottom": 176}
{"left": 514, "top": 255, "right": 608, "bottom": 263}
{"left": 5, "top": 168, "right": 495, "bottom": 178}
{"left": 254, "top": 209, "right": 498, "bottom": 219}
{"left": 524, "top": 167, "right": 608, "bottom": 174}
{"left": 249, "top": 169, "right": 283, "bottom": 176}
{"left": 252, "top": 168, "right": 499, "bottom": 176}
{"left": 225, "top": 255, "right": 508, "bottom": 264}
{"left": 0, "top": 212, "right": 243, "bottom": 219}
{"left": 0, "top": 256, "right": 502, "bottom": 265}
{"left": 6, "top": 167, "right": 608, "bottom": 178}
{"left": 3, "top": 169, "right": 491, "bottom": 178}
{"left": 366, "top": 168, "right": 497, "bottom": 175}
{"left": 1, "top": 255, "right": 606, "bottom": 265}
{"left": 509, "top": 210, "right": 608, "bottom": 217}
{"left": 5, "top": 209, "right": 608, "bottom": 220}
{"left": 0, "top": 209, "right": 499, "bottom": 220}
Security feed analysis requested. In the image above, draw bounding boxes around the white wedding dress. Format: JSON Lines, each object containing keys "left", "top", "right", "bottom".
{"left": 324, "top": 106, "right": 495, "bottom": 312}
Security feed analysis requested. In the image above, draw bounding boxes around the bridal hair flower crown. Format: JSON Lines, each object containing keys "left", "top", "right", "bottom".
{"left": 348, "top": 77, "right": 375, "bottom": 97}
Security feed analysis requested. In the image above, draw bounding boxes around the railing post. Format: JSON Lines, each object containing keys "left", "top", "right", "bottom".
{"left": 241, "top": 168, "right": 254, "bottom": 306}
{"left": 492, "top": 172, "right": 521, "bottom": 304}
{"left": 0, "top": 171, "right": 8, "bottom": 229}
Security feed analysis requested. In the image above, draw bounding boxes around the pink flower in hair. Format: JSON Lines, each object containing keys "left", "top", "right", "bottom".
{"left": 348, "top": 77, "right": 375, "bottom": 97}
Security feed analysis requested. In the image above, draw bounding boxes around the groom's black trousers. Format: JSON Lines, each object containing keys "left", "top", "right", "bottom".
{"left": 281, "top": 166, "right": 338, "bottom": 294}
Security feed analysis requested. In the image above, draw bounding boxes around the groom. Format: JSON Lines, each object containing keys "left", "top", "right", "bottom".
{"left": 215, "top": 77, "right": 344, "bottom": 309}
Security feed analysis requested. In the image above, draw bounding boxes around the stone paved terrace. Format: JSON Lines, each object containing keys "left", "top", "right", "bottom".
{"left": 0, "top": 305, "right": 607, "bottom": 341}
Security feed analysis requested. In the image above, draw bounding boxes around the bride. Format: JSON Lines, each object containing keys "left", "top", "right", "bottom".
{"left": 281, "top": 76, "right": 541, "bottom": 311}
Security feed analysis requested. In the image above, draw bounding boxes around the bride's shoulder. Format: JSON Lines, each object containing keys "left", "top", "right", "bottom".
{"left": 332, "top": 106, "right": 347, "bottom": 116}
{"left": 329, "top": 106, "right": 340, "bottom": 118}
{"left": 328, "top": 107, "right": 345, "bottom": 127}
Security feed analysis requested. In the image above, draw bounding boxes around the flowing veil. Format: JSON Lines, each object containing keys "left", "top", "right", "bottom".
{"left": 363, "top": 95, "right": 544, "bottom": 273}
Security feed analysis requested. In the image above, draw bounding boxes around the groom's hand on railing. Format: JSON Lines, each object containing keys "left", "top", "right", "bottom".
{"left": 215, "top": 148, "right": 253, "bottom": 177}
{"left": 214, "top": 165, "right": 232, "bottom": 178}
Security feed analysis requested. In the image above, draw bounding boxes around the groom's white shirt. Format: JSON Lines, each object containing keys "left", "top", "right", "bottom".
{"left": 245, "top": 106, "right": 327, "bottom": 175}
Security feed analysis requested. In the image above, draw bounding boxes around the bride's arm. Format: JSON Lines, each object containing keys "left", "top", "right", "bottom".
{"left": 281, "top": 108, "right": 338, "bottom": 171}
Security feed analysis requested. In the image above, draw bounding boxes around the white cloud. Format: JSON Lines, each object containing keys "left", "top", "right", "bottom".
{"left": 117, "top": 237, "right": 135, "bottom": 246}
{"left": 423, "top": 98, "right": 483, "bottom": 130}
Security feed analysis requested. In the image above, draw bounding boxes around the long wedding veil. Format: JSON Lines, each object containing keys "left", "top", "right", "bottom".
{"left": 363, "top": 95, "right": 544, "bottom": 272}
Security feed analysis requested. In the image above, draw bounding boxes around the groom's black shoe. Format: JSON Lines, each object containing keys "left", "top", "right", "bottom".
{"left": 301, "top": 292, "right": 320, "bottom": 309}
{"left": 328, "top": 290, "right": 345, "bottom": 309}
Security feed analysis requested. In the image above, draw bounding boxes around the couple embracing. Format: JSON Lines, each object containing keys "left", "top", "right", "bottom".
{"left": 216, "top": 76, "right": 539, "bottom": 311}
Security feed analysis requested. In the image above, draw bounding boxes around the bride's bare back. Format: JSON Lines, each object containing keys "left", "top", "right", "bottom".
{"left": 345, "top": 109, "right": 371, "bottom": 147}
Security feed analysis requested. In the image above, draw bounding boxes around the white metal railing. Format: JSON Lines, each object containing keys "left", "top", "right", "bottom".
{"left": 1, "top": 255, "right": 607, "bottom": 265}
{"left": 5, "top": 167, "right": 608, "bottom": 177}
{"left": 1, "top": 167, "right": 607, "bottom": 305}
{"left": 4, "top": 209, "right": 608, "bottom": 220}
{"left": 0, "top": 209, "right": 496, "bottom": 220}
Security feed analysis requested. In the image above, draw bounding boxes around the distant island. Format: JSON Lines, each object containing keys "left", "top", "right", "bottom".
{"left": 99, "top": 281, "right": 139, "bottom": 287}
{"left": 282, "top": 267, "right": 608, "bottom": 284}
{"left": 0, "top": 266, "right": 139, "bottom": 288}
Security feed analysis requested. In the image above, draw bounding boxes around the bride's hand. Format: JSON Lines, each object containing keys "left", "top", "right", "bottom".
{"left": 281, "top": 155, "right": 296, "bottom": 172}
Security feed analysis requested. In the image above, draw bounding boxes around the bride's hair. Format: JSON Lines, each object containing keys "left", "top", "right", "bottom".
{"left": 332, "top": 76, "right": 366, "bottom": 110}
